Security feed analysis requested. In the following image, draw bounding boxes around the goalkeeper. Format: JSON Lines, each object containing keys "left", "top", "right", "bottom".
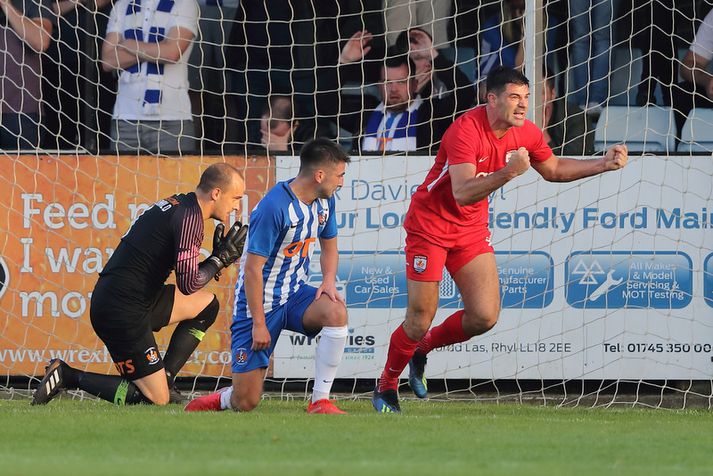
{"left": 373, "top": 66, "right": 629, "bottom": 413}
{"left": 32, "top": 163, "right": 248, "bottom": 406}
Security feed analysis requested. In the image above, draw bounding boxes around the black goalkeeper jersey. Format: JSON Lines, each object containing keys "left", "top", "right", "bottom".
{"left": 97, "top": 192, "right": 205, "bottom": 305}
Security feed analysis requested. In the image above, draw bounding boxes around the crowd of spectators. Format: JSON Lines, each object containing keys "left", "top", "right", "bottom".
{"left": 0, "top": 0, "right": 711, "bottom": 155}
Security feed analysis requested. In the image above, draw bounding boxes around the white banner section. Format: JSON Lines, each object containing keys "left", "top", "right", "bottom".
{"left": 274, "top": 155, "right": 713, "bottom": 380}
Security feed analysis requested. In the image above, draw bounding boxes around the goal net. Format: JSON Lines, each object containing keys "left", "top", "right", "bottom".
{"left": 2, "top": 0, "right": 713, "bottom": 408}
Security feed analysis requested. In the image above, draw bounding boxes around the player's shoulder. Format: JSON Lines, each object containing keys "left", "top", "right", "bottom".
{"left": 448, "top": 107, "right": 484, "bottom": 134}
{"left": 253, "top": 182, "right": 292, "bottom": 215}
{"left": 442, "top": 107, "right": 483, "bottom": 146}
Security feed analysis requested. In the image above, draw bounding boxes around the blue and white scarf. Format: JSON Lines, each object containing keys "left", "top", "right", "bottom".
{"left": 122, "top": 0, "right": 175, "bottom": 115}
{"left": 361, "top": 97, "right": 423, "bottom": 152}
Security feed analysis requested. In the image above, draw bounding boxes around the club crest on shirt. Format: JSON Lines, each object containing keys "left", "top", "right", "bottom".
{"left": 414, "top": 255, "right": 428, "bottom": 273}
{"left": 145, "top": 347, "right": 160, "bottom": 365}
{"left": 318, "top": 209, "right": 329, "bottom": 226}
{"left": 234, "top": 348, "right": 248, "bottom": 365}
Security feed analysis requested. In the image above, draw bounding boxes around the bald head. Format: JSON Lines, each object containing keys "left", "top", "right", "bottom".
{"left": 196, "top": 163, "right": 245, "bottom": 223}
{"left": 197, "top": 163, "right": 243, "bottom": 193}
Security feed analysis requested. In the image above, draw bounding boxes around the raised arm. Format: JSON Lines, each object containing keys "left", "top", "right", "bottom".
{"left": 530, "top": 144, "right": 628, "bottom": 182}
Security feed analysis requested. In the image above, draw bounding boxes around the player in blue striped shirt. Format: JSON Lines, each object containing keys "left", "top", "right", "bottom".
{"left": 186, "top": 138, "right": 351, "bottom": 414}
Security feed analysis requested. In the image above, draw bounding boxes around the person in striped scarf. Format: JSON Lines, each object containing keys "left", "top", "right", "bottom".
{"left": 101, "top": 0, "right": 198, "bottom": 155}
{"left": 337, "top": 36, "right": 455, "bottom": 153}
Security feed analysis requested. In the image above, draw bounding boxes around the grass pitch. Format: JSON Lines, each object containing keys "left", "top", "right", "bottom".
{"left": 1, "top": 397, "right": 712, "bottom": 476}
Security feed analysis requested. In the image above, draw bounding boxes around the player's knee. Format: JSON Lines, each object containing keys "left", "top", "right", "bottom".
{"left": 323, "top": 303, "right": 347, "bottom": 327}
{"left": 481, "top": 314, "right": 498, "bottom": 333}
{"left": 142, "top": 387, "right": 170, "bottom": 406}
{"left": 231, "top": 391, "right": 259, "bottom": 412}
{"left": 463, "top": 311, "right": 499, "bottom": 336}
{"left": 402, "top": 318, "right": 430, "bottom": 341}
{"left": 151, "top": 394, "right": 170, "bottom": 406}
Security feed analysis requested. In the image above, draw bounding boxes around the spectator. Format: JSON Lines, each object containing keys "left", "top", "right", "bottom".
{"left": 337, "top": 40, "right": 453, "bottom": 152}
{"left": 226, "top": 2, "right": 341, "bottom": 151}
{"left": 383, "top": 0, "right": 452, "bottom": 49}
{"left": 673, "top": 8, "right": 713, "bottom": 137}
{"left": 187, "top": 0, "right": 238, "bottom": 152}
{"left": 42, "top": 0, "right": 112, "bottom": 150}
{"left": 542, "top": 73, "right": 594, "bottom": 156}
{"left": 260, "top": 95, "right": 333, "bottom": 155}
{"left": 569, "top": 0, "right": 613, "bottom": 115}
{"left": 476, "top": 0, "right": 558, "bottom": 102}
{"left": 394, "top": 27, "right": 475, "bottom": 114}
{"left": 632, "top": 0, "right": 676, "bottom": 107}
{"left": 100, "top": 0, "right": 198, "bottom": 155}
{"left": 0, "top": 0, "right": 53, "bottom": 150}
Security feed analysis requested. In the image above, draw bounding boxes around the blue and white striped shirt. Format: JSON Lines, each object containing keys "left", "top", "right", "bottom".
{"left": 233, "top": 180, "right": 337, "bottom": 319}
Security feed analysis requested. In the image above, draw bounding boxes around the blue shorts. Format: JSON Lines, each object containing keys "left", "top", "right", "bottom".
{"left": 230, "top": 284, "right": 320, "bottom": 373}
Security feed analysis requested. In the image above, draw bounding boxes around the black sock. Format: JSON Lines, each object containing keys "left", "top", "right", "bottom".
{"left": 76, "top": 372, "right": 150, "bottom": 405}
{"left": 163, "top": 295, "right": 219, "bottom": 384}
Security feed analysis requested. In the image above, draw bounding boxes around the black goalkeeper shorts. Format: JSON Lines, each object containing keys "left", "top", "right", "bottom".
{"left": 90, "top": 281, "right": 175, "bottom": 380}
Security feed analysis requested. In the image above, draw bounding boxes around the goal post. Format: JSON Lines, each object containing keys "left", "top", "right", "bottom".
{"left": 2, "top": 1, "right": 713, "bottom": 408}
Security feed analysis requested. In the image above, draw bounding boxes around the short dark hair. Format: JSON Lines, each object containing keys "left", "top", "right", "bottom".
{"left": 197, "top": 163, "right": 242, "bottom": 192}
{"left": 486, "top": 66, "right": 530, "bottom": 95}
{"left": 383, "top": 47, "right": 416, "bottom": 77}
{"left": 299, "top": 138, "right": 350, "bottom": 174}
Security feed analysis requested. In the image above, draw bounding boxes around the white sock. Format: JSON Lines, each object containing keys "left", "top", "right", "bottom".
{"left": 219, "top": 386, "right": 233, "bottom": 410}
{"left": 312, "top": 325, "right": 348, "bottom": 403}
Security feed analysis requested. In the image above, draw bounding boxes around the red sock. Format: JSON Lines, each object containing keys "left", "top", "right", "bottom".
{"left": 416, "top": 310, "right": 469, "bottom": 354}
{"left": 378, "top": 324, "right": 419, "bottom": 392}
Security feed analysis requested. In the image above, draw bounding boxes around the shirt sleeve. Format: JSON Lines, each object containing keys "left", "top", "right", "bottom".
{"left": 691, "top": 10, "right": 713, "bottom": 61}
{"left": 246, "top": 202, "right": 283, "bottom": 258}
{"left": 105, "top": 0, "right": 125, "bottom": 35}
{"left": 173, "top": 0, "right": 199, "bottom": 36}
{"left": 443, "top": 119, "right": 479, "bottom": 166}
{"left": 172, "top": 202, "right": 205, "bottom": 295}
{"left": 320, "top": 197, "right": 338, "bottom": 240}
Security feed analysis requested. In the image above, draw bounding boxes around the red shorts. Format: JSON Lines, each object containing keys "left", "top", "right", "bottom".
{"left": 404, "top": 223, "right": 494, "bottom": 281}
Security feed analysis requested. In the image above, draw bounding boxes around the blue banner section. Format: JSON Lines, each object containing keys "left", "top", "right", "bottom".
{"left": 308, "top": 251, "right": 553, "bottom": 309}
{"left": 496, "top": 252, "right": 554, "bottom": 308}
{"left": 705, "top": 253, "right": 713, "bottom": 308}
{"left": 565, "top": 251, "right": 693, "bottom": 309}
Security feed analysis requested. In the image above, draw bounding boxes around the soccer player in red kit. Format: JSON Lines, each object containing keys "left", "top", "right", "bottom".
{"left": 372, "top": 66, "right": 628, "bottom": 412}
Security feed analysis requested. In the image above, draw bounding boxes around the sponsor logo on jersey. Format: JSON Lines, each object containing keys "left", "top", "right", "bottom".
{"left": 145, "top": 347, "right": 160, "bottom": 365}
{"left": 414, "top": 255, "right": 428, "bottom": 273}
{"left": 283, "top": 237, "right": 316, "bottom": 258}
{"left": 234, "top": 348, "right": 248, "bottom": 365}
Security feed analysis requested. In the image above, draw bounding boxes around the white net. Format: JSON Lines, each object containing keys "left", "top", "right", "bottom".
{"left": 2, "top": 0, "right": 713, "bottom": 407}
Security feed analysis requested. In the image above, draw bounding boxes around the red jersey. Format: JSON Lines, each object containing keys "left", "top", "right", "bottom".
{"left": 406, "top": 106, "right": 553, "bottom": 237}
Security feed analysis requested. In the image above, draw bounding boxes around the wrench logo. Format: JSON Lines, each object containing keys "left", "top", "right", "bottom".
{"left": 588, "top": 270, "right": 623, "bottom": 301}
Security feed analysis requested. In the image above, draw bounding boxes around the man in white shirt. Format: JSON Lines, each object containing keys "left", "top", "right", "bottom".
{"left": 673, "top": 8, "right": 713, "bottom": 138}
{"left": 101, "top": 0, "right": 198, "bottom": 154}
